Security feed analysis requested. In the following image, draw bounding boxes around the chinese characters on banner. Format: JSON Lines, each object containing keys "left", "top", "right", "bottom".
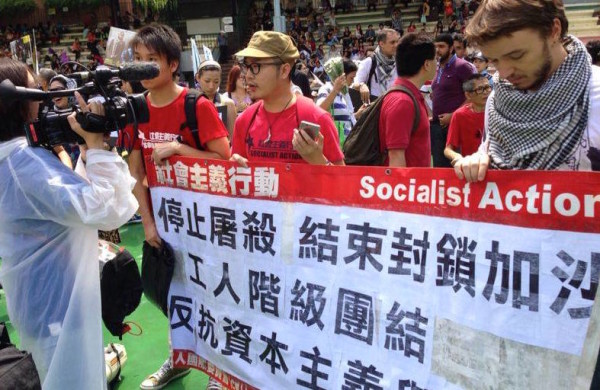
{"left": 147, "top": 156, "right": 600, "bottom": 390}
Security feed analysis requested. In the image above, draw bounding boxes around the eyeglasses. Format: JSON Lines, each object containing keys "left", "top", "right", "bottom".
{"left": 469, "top": 85, "right": 492, "bottom": 95}
{"left": 240, "top": 61, "right": 282, "bottom": 76}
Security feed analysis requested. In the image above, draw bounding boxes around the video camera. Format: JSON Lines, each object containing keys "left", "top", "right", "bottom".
{"left": 0, "top": 62, "right": 159, "bottom": 148}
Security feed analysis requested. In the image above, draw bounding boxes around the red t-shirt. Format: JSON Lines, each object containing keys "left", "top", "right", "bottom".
{"left": 446, "top": 103, "right": 484, "bottom": 157}
{"left": 132, "top": 88, "right": 228, "bottom": 157}
{"left": 231, "top": 97, "right": 344, "bottom": 164}
{"left": 379, "top": 78, "right": 431, "bottom": 167}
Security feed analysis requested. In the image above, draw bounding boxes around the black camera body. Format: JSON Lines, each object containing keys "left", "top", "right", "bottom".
{"left": 0, "top": 62, "right": 158, "bottom": 149}
{"left": 26, "top": 87, "right": 149, "bottom": 148}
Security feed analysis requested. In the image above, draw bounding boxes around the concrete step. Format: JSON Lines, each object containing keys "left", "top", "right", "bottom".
{"left": 565, "top": 3, "right": 600, "bottom": 11}
{"left": 570, "top": 27, "right": 600, "bottom": 38}
{"left": 570, "top": 20, "right": 600, "bottom": 29}
{"left": 335, "top": 11, "right": 386, "bottom": 19}
{"left": 567, "top": 15, "right": 598, "bottom": 24}
{"left": 567, "top": 9, "right": 598, "bottom": 17}
{"left": 335, "top": 5, "right": 422, "bottom": 20}
{"left": 337, "top": 14, "right": 423, "bottom": 27}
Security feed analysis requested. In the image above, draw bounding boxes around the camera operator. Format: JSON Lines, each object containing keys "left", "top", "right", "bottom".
{"left": 0, "top": 58, "right": 139, "bottom": 389}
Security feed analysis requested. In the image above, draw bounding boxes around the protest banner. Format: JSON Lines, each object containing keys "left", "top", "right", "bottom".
{"left": 10, "top": 35, "right": 35, "bottom": 70}
{"left": 104, "top": 27, "right": 136, "bottom": 67}
{"left": 146, "top": 156, "right": 600, "bottom": 389}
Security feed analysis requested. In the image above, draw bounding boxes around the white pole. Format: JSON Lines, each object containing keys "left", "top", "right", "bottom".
{"left": 274, "top": 0, "right": 283, "bottom": 32}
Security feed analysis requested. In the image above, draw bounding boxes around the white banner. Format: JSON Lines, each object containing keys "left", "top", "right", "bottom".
{"left": 190, "top": 38, "right": 202, "bottom": 76}
{"left": 148, "top": 160, "right": 600, "bottom": 390}
{"left": 203, "top": 44, "right": 214, "bottom": 62}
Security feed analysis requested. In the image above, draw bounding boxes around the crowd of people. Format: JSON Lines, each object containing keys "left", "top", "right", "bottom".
{"left": 245, "top": 0, "right": 484, "bottom": 91}
{"left": 0, "top": 20, "right": 111, "bottom": 75}
{"left": 0, "top": 0, "right": 600, "bottom": 389}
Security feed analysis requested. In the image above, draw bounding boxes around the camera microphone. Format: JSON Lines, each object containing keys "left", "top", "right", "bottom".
{"left": 72, "top": 62, "right": 160, "bottom": 83}
{"left": 0, "top": 79, "right": 47, "bottom": 101}
{"left": 0, "top": 79, "right": 90, "bottom": 101}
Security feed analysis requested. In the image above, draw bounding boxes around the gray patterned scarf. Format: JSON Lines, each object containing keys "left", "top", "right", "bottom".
{"left": 373, "top": 46, "right": 396, "bottom": 91}
{"left": 487, "top": 36, "right": 592, "bottom": 170}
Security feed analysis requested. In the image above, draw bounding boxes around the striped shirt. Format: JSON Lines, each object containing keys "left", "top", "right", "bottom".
{"left": 316, "top": 82, "right": 356, "bottom": 146}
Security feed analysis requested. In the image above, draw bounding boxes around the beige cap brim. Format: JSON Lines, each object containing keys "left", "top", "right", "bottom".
{"left": 234, "top": 47, "right": 275, "bottom": 59}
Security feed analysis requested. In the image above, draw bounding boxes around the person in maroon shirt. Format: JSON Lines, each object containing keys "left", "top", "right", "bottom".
{"left": 431, "top": 33, "right": 477, "bottom": 168}
{"left": 379, "top": 33, "right": 437, "bottom": 167}
{"left": 444, "top": 74, "right": 491, "bottom": 166}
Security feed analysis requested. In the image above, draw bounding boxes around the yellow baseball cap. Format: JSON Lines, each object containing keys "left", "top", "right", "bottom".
{"left": 235, "top": 31, "right": 299, "bottom": 62}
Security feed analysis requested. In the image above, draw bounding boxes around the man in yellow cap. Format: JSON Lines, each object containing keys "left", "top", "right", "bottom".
{"left": 230, "top": 31, "right": 344, "bottom": 166}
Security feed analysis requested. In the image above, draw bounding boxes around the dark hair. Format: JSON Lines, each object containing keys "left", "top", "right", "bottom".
{"left": 196, "top": 64, "right": 221, "bottom": 79}
{"left": 0, "top": 58, "right": 33, "bottom": 141}
{"left": 395, "top": 33, "right": 435, "bottom": 77}
{"left": 434, "top": 33, "right": 454, "bottom": 46}
{"left": 466, "top": 0, "right": 568, "bottom": 45}
{"left": 377, "top": 28, "right": 398, "bottom": 43}
{"left": 343, "top": 59, "right": 358, "bottom": 74}
{"left": 452, "top": 33, "right": 467, "bottom": 47}
{"left": 586, "top": 40, "right": 600, "bottom": 65}
{"left": 130, "top": 23, "right": 182, "bottom": 77}
{"left": 226, "top": 65, "right": 242, "bottom": 93}
{"left": 462, "top": 73, "right": 489, "bottom": 92}
{"left": 38, "top": 68, "right": 57, "bottom": 84}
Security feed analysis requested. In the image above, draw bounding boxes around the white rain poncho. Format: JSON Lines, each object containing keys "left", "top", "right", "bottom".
{"left": 0, "top": 137, "right": 138, "bottom": 389}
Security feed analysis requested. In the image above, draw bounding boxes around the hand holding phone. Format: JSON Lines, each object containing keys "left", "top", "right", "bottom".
{"left": 299, "top": 120, "right": 321, "bottom": 140}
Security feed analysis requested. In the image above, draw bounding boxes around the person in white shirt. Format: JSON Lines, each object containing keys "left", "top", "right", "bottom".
{"left": 353, "top": 28, "right": 400, "bottom": 102}
{"left": 316, "top": 59, "right": 369, "bottom": 145}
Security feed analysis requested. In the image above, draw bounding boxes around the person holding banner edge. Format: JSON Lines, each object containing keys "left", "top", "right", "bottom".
{"left": 453, "top": 0, "right": 600, "bottom": 181}
{"left": 125, "top": 23, "right": 231, "bottom": 390}
{"left": 452, "top": 2, "right": 600, "bottom": 385}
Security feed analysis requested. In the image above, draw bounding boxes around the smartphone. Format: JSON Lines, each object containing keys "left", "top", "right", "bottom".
{"left": 299, "top": 120, "right": 321, "bottom": 140}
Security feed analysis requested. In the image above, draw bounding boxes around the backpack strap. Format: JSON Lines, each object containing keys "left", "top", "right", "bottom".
{"left": 386, "top": 85, "right": 421, "bottom": 135}
{"left": 181, "top": 89, "right": 204, "bottom": 150}
{"left": 367, "top": 55, "right": 377, "bottom": 87}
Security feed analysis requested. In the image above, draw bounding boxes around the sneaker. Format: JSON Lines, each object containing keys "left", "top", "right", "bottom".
{"left": 140, "top": 358, "right": 191, "bottom": 390}
{"left": 127, "top": 213, "right": 143, "bottom": 224}
{"left": 206, "top": 377, "right": 223, "bottom": 389}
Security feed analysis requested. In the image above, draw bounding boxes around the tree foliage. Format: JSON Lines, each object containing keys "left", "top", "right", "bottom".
{"left": 134, "top": 0, "right": 175, "bottom": 13}
{"left": 0, "top": 0, "right": 37, "bottom": 16}
{"left": 45, "top": 0, "right": 108, "bottom": 10}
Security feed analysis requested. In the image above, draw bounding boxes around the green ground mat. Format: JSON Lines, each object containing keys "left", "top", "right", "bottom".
{"left": 0, "top": 224, "right": 209, "bottom": 390}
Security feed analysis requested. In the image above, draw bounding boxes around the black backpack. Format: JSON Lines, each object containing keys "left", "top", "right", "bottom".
{"left": 343, "top": 85, "right": 421, "bottom": 166}
{"left": 182, "top": 89, "right": 228, "bottom": 149}
{"left": 100, "top": 248, "right": 143, "bottom": 339}
{"left": 141, "top": 240, "right": 176, "bottom": 317}
{"left": 0, "top": 323, "right": 41, "bottom": 390}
